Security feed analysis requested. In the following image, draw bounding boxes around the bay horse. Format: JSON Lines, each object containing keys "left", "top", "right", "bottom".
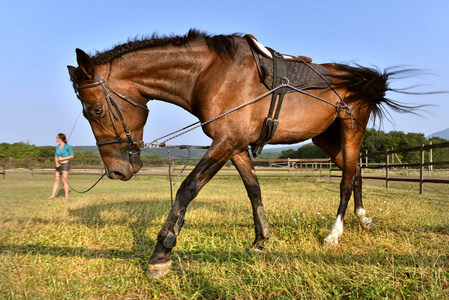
{"left": 68, "top": 29, "right": 417, "bottom": 279}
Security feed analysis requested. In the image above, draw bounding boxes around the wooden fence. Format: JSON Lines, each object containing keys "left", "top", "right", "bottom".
{"left": 1, "top": 156, "right": 333, "bottom": 181}
{"left": 0, "top": 156, "right": 5, "bottom": 179}
{"left": 359, "top": 142, "right": 449, "bottom": 194}
{"left": 2, "top": 142, "right": 449, "bottom": 194}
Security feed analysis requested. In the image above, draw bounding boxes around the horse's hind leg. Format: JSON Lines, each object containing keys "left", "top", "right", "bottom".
{"left": 326, "top": 163, "right": 374, "bottom": 247}
{"left": 313, "top": 120, "right": 374, "bottom": 247}
{"left": 353, "top": 165, "right": 375, "bottom": 231}
{"left": 231, "top": 151, "right": 270, "bottom": 251}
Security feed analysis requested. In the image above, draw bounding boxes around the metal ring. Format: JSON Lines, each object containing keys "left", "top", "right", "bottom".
{"left": 128, "top": 142, "right": 141, "bottom": 155}
{"left": 281, "top": 77, "right": 290, "bottom": 85}
{"left": 273, "top": 51, "right": 283, "bottom": 58}
{"left": 337, "top": 101, "right": 352, "bottom": 115}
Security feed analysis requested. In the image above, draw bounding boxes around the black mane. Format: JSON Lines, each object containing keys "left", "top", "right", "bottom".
{"left": 91, "top": 29, "right": 242, "bottom": 65}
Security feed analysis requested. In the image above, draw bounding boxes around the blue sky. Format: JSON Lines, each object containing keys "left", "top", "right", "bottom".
{"left": 1, "top": 0, "right": 448, "bottom": 147}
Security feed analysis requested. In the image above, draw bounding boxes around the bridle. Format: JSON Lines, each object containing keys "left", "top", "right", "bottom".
{"left": 75, "top": 71, "right": 149, "bottom": 156}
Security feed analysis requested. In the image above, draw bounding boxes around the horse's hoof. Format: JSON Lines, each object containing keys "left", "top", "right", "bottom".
{"left": 146, "top": 260, "right": 172, "bottom": 280}
{"left": 361, "top": 217, "right": 375, "bottom": 231}
{"left": 323, "top": 235, "right": 339, "bottom": 248}
{"left": 249, "top": 247, "right": 265, "bottom": 254}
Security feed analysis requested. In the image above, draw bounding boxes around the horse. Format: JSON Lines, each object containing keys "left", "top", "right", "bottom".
{"left": 68, "top": 29, "right": 418, "bottom": 279}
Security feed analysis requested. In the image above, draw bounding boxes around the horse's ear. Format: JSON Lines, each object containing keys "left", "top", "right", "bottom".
{"left": 67, "top": 65, "right": 76, "bottom": 79}
{"left": 75, "top": 48, "right": 95, "bottom": 79}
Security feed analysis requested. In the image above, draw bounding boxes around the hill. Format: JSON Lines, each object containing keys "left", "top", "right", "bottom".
{"left": 427, "top": 128, "right": 449, "bottom": 140}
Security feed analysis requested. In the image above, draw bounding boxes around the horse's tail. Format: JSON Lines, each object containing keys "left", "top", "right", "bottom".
{"left": 331, "top": 64, "right": 427, "bottom": 125}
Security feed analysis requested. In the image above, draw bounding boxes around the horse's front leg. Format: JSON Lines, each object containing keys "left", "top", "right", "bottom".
{"left": 231, "top": 151, "right": 270, "bottom": 251}
{"left": 147, "top": 142, "right": 238, "bottom": 279}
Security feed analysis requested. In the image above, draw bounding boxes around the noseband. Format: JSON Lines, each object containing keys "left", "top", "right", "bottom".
{"left": 76, "top": 72, "right": 149, "bottom": 155}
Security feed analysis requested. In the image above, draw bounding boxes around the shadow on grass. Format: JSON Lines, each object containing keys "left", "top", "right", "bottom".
{"left": 0, "top": 244, "right": 136, "bottom": 259}
{"left": 1, "top": 199, "right": 213, "bottom": 272}
{"left": 2, "top": 242, "right": 447, "bottom": 269}
{"left": 3, "top": 197, "right": 447, "bottom": 279}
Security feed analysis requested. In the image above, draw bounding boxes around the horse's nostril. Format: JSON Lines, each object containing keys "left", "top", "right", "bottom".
{"left": 110, "top": 171, "right": 125, "bottom": 180}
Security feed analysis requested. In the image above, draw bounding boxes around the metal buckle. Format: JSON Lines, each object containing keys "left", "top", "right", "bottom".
{"left": 128, "top": 142, "right": 141, "bottom": 155}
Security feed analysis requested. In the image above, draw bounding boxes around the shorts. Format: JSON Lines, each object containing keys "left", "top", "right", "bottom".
{"left": 56, "top": 162, "right": 70, "bottom": 173}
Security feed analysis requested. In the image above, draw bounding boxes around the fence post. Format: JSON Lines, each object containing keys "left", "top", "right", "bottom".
{"left": 287, "top": 158, "right": 291, "bottom": 182}
{"left": 420, "top": 144, "right": 424, "bottom": 194}
{"left": 29, "top": 157, "right": 34, "bottom": 179}
{"left": 359, "top": 153, "right": 363, "bottom": 177}
{"left": 365, "top": 150, "right": 368, "bottom": 168}
{"left": 385, "top": 150, "right": 389, "bottom": 189}
{"left": 429, "top": 141, "right": 433, "bottom": 175}
{"left": 1, "top": 156, "right": 5, "bottom": 179}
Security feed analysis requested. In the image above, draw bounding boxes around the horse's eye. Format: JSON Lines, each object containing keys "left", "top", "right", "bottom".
{"left": 95, "top": 107, "right": 104, "bottom": 117}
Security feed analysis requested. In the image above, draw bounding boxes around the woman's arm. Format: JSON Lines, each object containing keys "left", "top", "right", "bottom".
{"left": 58, "top": 155, "right": 74, "bottom": 164}
{"left": 54, "top": 156, "right": 61, "bottom": 167}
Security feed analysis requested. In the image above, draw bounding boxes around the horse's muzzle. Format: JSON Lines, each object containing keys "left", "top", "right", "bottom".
{"left": 104, "top": 153, "right": 143, "bottom": 181}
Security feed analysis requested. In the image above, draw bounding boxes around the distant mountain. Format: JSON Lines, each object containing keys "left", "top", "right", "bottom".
{"left": 427, "top": 128, "right": 449, "bottom": 140}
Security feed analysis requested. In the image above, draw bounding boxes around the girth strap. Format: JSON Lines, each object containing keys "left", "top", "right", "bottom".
{"left": 251, "top": 48, "right": 288, "bottom": 157}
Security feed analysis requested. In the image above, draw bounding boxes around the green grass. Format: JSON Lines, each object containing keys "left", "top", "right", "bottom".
{"left": 1, "top": 173, "right": 448, "bottom": 299}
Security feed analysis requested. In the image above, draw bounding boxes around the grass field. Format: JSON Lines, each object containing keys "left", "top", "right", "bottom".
{"left": 1, "top": 173, "right": 448, "bottom": 299}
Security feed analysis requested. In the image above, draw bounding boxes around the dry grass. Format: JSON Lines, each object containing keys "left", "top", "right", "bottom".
{"left": 0, "top": 173, "right": 448, "bottom": 299}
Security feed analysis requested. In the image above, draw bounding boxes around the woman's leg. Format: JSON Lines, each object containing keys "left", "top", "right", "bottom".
{"left": 49, "top": 171, "right": 60, "bottom": 199}
{"left": 62, "top": 171, "right": 69, "bottom": 199}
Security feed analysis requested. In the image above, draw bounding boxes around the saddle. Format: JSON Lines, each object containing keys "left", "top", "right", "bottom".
{"left": 245, "top": 35, "right": 333, "bottom": 157}
{"left": 245, "top": 34, "right": 332, "bottom": 91}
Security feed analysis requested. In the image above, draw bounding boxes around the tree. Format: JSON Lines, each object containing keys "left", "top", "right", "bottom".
{"left": 428, "top": 137, "right": 449, "bottom": 168}
{"left": 73, "top": 150, "right": 99, "bottom": 158}
{"left": 0, "top": 142, "right": 100, "bottom": 158}
{"left": 276, "top": 129, "right": 449, "bottom": 167}
{"left": 279, "top": 143, "right": 327, "bottom": 159}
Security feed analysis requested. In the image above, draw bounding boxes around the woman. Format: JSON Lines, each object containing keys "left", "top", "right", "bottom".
{"left": 48, "top": 133, "right": 75, "bottom": 199}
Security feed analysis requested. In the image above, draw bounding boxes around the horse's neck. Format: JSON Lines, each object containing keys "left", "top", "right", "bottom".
{"left": 112, "top": 43, "right": 213, "bottom": 113}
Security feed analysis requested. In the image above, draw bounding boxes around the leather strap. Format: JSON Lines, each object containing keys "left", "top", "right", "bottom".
{"left": 251, "top": 48, "right": 288, "bottom": 157}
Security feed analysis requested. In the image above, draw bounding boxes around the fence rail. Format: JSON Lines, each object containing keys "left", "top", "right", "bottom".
{"left": 360, "top": 142, "right": 449, "bottom": 194}
{"left": 2, "top": 141, "right": 449, "bottom": 194}
{"left": 1, "top": 156, "right": 334, "bottom": 180}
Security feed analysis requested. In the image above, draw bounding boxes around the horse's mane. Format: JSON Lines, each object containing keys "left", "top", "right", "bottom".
{"left": 91, "top": 29, "right": 243, "bottom": 65}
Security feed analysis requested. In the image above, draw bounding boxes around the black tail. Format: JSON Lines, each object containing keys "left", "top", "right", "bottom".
{"left": 331, "top": 64, "right": 431, "bottom": 125}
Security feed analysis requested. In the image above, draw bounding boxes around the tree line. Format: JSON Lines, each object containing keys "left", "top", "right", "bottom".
{"left": 2, "top": 129, "right": 449, "bottom": 166}
{"left": 0, "top": 142, "right": 99, "bottom": 158}
{"left": 278, "top": 129, "right": 449, "bottom": 165}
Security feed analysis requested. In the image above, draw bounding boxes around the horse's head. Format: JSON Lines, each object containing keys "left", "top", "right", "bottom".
{"left": 67, "top": 49, "right": 149, "bottom": 181}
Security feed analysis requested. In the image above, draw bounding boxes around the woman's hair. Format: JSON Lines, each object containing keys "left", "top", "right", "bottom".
{"left": 58, "top": 133, "right": 67, "bottom": 143}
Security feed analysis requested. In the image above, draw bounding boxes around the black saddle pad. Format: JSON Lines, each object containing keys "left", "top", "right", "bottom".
{"left": 259, "top": 55, "right": 332, "bottom": 91}
{"left": 246, "top": 35, "right": 332, "bottom": 91}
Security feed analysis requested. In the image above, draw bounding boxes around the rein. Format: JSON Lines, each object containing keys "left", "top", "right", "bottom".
{"left": 167, "top": 146, "right": 191, "bottom": 207}
{"left": 67, "top": 173, "right": 107, "bottom": 194}
{"left": 144, "top": 83, "right": 365, "bottom": 150}
{"left": 72, "top": 66, "right": 364, "bottom": 197}
{"left": 75, "top": 67, "right": 363, "bottom": 154}
{"left": 76, "top": 72, "right": 149, "bottom": 155}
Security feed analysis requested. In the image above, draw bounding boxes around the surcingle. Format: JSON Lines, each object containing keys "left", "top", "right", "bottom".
{"left": 245, "top": 34, "right": 332, "bottom": 91}
{"left": 246, "top": 35, "right": 333, "bottom": 157}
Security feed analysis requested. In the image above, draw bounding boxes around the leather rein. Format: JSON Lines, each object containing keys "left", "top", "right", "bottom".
{"left": 74, "top": 68, "right": 364, "bottom": 158}
{"left": 75, "top": 72, "right": 149, "bottom": 156}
